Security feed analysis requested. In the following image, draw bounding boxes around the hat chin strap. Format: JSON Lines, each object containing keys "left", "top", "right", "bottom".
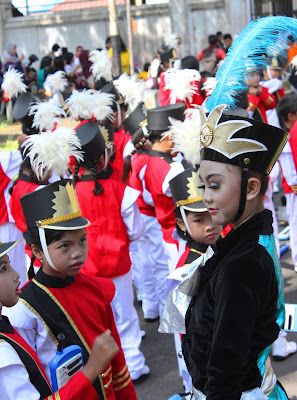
{"left": 116, "top": 103, "right": 121, "bottom": 128}
{"left": 233, "top": 167, "right": 249, "bottom": 223}
{"left": 103, "top": 148, "right": 109, "bottom": 170}
{"left": 38, "top": 227, "right": 59, "bottom": 271}
{"left": 180, "top": 206, "right": 192, "bottom": 236}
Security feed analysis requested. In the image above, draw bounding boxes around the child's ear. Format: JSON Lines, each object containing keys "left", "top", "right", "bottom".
{"left": 246, "top": 177, "right": 261, "bottom": 200}
{"left": 31, "top": 245, "right": 44, "bottom": 261}
{"left": 176, "top": 217, "right": 186, "bottom": 234}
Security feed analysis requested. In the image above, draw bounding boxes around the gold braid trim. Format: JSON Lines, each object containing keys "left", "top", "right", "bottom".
{"left": 113, "top": 364, "right": 127, "bottom": 378}
{"left": 36, "top": 211, "right": 82, "bottom": 227}
{"left": 114, "top": 376, "right": 132, "bottom": 391}
{"left": 114, "top": 369, "right": 130, "bottom": 385}
{"left": 176, "top": 196, "right": 203, "bottom": 207}
{"left": 290, "top": 185, "right": 297, "bottom": 194}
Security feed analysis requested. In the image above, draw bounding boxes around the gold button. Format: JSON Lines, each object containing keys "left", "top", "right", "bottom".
{"left": 104, "top": 384, "right": 108, "bottom": 389}
{"left": 102, "top": 373, "right": 105, "bottom": 378}
{"left": 244, "top": 158, "right": 250, "bottom": 165}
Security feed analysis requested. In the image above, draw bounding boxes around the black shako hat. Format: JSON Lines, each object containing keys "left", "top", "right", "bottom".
{"left": 20, "top": 179, "right": 90, "bottom": 230}
{"left": 123, "top": 102, "right": 147, "bottom": 135}
{"left": 75, "top": 121, "right": 106, "bottom": 162}
{"left": 13, "top": 91, "right": 40, "bottom": 134}
{"left": 147, "top": 103, "right": 185, "bottom": 131}
{"left": 100, "top": 82, "right": 123, "bottom": 111}
{"left": 160, "top": 48, "right": 177, "bottom": 64}
{"left": 98, "top": 123, "right": 114, "bottom": 148}
{"left": 169, "top": 167, "right": 207, "bottom": 212}
{"left": 0, "top": 240, "right": 20, "bottom": 258}
{"left": 198, "top": 104, "right": 289, "bottom": 175}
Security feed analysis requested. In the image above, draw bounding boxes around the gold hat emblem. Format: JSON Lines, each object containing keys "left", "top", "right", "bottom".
{"left": 142, "top": 104, "right": 147, "bottom": 117}
{"left": 198, "top": 105, "right": 267, "bottom": 159}
{"left": 99, "top": 125, "right": 110, "bottom": 143}
{"left": 52, "top": 182, "right": 81, "bottom": 218}
{"left": 187, "top": 170, "right": 202, "bottom": 199}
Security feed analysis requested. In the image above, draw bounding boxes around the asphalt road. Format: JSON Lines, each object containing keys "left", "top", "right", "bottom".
{"left": 133, "top": 190, "right": 297, "bottom": 400}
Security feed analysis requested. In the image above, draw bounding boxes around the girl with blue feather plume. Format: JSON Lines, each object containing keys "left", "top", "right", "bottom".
{"left": 161, "top": 16, "right": 297, "bottom": 400}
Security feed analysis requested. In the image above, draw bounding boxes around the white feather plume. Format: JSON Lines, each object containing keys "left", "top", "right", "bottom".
{"left": 1, "top": 67, "right": 27, "bottom": 98}
{"left": 92, "top": 92, "right": 115, "bottom": 121}
{"left": 114, "top": 73, "right": 146, "bottom": 111}
{"left": 44, "top": 71, "right": 68, "bottom": 92}
{"left": 22, "top": 126, "right": 84, "bottom": 180}
{"left": 29, "top": 99, "right": 66, "bottom": 131}
{"left": 65, "top": 89, "right": 95, "bottom": 120}
{"left": 164, "top": 33, "right": 179, "bottom": 49}
{"left": 164, "top": 69, "right": 201, "bottom": 103}
{"left": 203, "top": 77, "right": 218, "bottom": 97}
{"left": 89, "top": 49, "right": 113, "bottom": 82}
{"left": 168, "top": 109, "right": 202, "bottom": 166}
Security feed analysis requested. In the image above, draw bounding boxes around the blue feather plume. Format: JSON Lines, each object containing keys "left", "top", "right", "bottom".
{"left": 205, "top": 16, "right": 297, "bottom": 113}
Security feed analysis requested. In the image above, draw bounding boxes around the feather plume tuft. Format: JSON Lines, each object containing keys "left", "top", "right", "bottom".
{"left": 167, "top": 109, "right": 201, "bottom": 166}
{"left": 164, "top": 33, "right": 179, "bottom": 50}
{"left": 1, "top": 67, "right": 27, "bottom": 98}
{"left": 92, "top": 92, "right": 115, "bottom": 121}
{"left": 89, "top": 49, "right": 113, "bottom": 82}
{"left": 29, "top": 99, "right": 66, "bottom": 131}
{"left": 114, "top": 73, "right": 146, "bottom": 111}
{"left": 22, "top": 126, "right": 83, "bottom": 180}
{"left": 65, "top": 89, "right": 94, "bottom": 120}
{"left": 44, "top": 71, "right": 68, "bottom": 92}
{"left": 205, "top": 16, "right": 297, "bottom": 112}
{"left": 164, "top": 69, "right": 201, "bottom": 103}
{"left": 202, "top": 77, "right": 217, "bottom": 97}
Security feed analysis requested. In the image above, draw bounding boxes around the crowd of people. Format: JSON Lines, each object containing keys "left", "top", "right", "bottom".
{"left": 0, "top": 17, "right": 297, "bottom": 400}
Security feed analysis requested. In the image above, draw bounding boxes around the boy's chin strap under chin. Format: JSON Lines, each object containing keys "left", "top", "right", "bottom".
{"left": 38, "top": 227, "right": 59, "bottom": 271}
{"left": 233, "top": 167, "right": 249, "bottom": 223}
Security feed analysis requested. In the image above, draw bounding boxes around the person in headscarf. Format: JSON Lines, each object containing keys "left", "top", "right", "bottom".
{"left": 3, "top": 43, "right": 24, "bottom": 74}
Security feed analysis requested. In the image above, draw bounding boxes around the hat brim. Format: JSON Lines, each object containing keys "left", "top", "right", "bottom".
{"left": 0, "top": 240, "right": 20, "bottom": 258}
{"left": 40, "top": 217, "right": 91, "bottom": 231}
{"left": 181, "top": 202, "right": 208, "bottom": 213}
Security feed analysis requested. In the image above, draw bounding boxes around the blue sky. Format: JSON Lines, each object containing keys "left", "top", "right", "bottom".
{"left": 12, "top": 0, "right": 62, "bottom": 13}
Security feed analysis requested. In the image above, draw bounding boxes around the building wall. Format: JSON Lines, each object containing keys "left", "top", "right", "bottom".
{"left": 2, "top": 0, "right": 250, "bottom": 69}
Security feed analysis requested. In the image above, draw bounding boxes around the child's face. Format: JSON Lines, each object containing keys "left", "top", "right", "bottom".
{"left": 40, "top": 229, "right": 88, "bottom": 279}
{"left": 0, "top": 255, "right": 21, "bottom": 309}
{"left": 185, "top": 211, "right": 222, "bottom": 245}
{"left": 247, "top": 72, "right": 260, "bottom": 87}
{"left": 199, "top": 160, "right": 241, "bottom": 226}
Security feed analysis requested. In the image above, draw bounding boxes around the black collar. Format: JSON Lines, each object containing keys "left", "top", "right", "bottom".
{"left": 187, "top": 239, "right": 209, "bottom": 254}
{"left": 34, "top": 268, "right": 75, "bottom": 288}
{"left": 79, "top": 164, "right": 113, "bottom": 182}
{"left": 18, "top": 172, "right": 36, "bottom": 183}
{"left": 148, "top": 150, "right": 173, "bottom": 164}
{"left": 0, "top": 316, "right": 14, "bottom": 334}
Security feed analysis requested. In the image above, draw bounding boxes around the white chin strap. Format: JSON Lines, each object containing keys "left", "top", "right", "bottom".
{"left": 180, "top": 207, "right": 192, "bottom": 237}
{"left": 267, "top": 67, "right": 272, "bottom": 80}
{"left": 116, "top": 103, "right": 121, "bottom": 128}
{"left": 38, "top": 227, "right": 58, "bottom": 271}
{"left": 103, "top": 148, "right": 109, "bottom": 170}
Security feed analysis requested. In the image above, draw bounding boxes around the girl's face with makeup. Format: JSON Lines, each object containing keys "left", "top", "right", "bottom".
{"left": 199, "top": 160, "right": 241, "bottom": 226}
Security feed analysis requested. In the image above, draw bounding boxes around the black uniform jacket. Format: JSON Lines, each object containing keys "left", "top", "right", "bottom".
{"left": 182, "top": 210, "right": 280, "bottom": 400}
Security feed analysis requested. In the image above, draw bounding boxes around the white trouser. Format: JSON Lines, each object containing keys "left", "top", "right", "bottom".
{"left": 0, "top": 222, "right": 27, "bottom": 286}
{"left": 286, "top": 193, "right": 297, "bottom": 268}
{"left": 137, "top": 214, "right": 169, "bottom": 319}
{"left": 174, "top": 333, "right": 192, "bottom": 393}
{"left": 163, "top": 240, "right": 180, "bottom": 273}
{"left": 130, "top": 239, "right": 143, "bottom": 296}
{"left": 111, "top": 270, "right": 146, "bottom": 380}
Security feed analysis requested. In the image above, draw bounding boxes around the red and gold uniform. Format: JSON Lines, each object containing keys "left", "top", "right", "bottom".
{"left": 247, "top": 86, "right": 276, "bottom": 123}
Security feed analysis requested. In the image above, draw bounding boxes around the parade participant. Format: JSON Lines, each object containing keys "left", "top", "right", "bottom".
{"left": 143, "top": 103, "right": 186, "bottom": 271}
{"left": 3, "top": 128, "right": 137, "bottom": 399}
{"left": 0, "top": 240, "right": 120, "bottom": 400}
{"left": 74, "top": 121, "right": 149, "bottom": 381}
{"left": 167, "top": 166, "right": 223, "bottom": 394}
{"left": 277, "top": 92, "right": 297, "bottom": 274}
{"left": 158, "top": 48, "right": 178, "bottom": 107}
{"left": 197, "top": 34, "right": 226, "bottom": 75}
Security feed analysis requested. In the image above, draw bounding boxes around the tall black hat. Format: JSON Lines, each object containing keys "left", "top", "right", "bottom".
{"left": 75, "top": 121, "right": 106, "bottom": 163}
{"left": 198, "top": 105, "right": 289, "bottom": 175}
{"left": 13, "top": 92, "right": 40, "bottom": 134}
{"left": 147, "top": 103, "right": 185, "bottom": 131}
{"left": 160, "top": 48, "right": 177, "bottom": 64}
{"left": 123, "top": 102, "right": 147, "bottom": 135}
{"left": 20, "top": 179, "right": 90, "bottom": 231}
{"left": 0, "top": 240, "right": 20, "bottom": 258}
{"left": 100, "top": 82, "right": 123, "bottom": 112}
{"left": 169, "top": 167, "right": 207, "bottom": 212}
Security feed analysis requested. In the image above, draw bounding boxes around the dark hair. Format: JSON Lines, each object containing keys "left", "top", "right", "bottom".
{"left": 52, "top": 43, "right": 59, "bottom": 52}
{"left": 181, "top": 55, "right": 199, "bottom": 71}
{"left": 174, "top": 207, "right": 192, "bottom": 241}
{"left": 226, "top": 164, "right": 268, "bottom": 196}
{"left": 216, "top": 31, "right": 222, "bottom": 36}
{"left": 122, "top": 128, "right": 147, "bottom": 183}
{"left": 106, "top": 36, "right": 111, "bottom": 45}
{"left": 143, "top": 62, "right": 150, "bottom": 72}
{"left": 53, "top": 56, "right": 65, "bottom": 72}
{"left": 74, "top": 160, "right": 104, "bottom": 195}
{"left": 223, "top": 33, "right": 232, "bottom": 41}
{"left": 208, "top": 34, "right": 218, "bottom": 46}
{"left": 9, "top": 157, "right": 41, "bottom": 195}
{"left": 277, "top": 92, "right": 297, "bottom": 125}
{"left": 147, "top": 129, "right": 167, "bottom": 144}
{"left": 40, "top": 56, "right": 52, "bottom": 70}
{"left": 23, "top": 228, "right": 66, "bottom": 279}
{"left": 200, "top": 71, "right": 213, "bottom": 80}
{"left": 64, "top": 52, "right": 74, "bottom": 65}
{"left": 62, "top": 47, "right": 68, "bottom": 54}
{"left": 119, "top": 37, "right": 127, "bottom": 52}
{"left": 25, "top": 66, "right": 34, "bottom": 75}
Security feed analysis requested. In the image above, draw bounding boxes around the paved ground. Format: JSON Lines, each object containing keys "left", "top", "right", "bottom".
{"left": 134, "top": 190, "right": 297, "bottom": 400}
